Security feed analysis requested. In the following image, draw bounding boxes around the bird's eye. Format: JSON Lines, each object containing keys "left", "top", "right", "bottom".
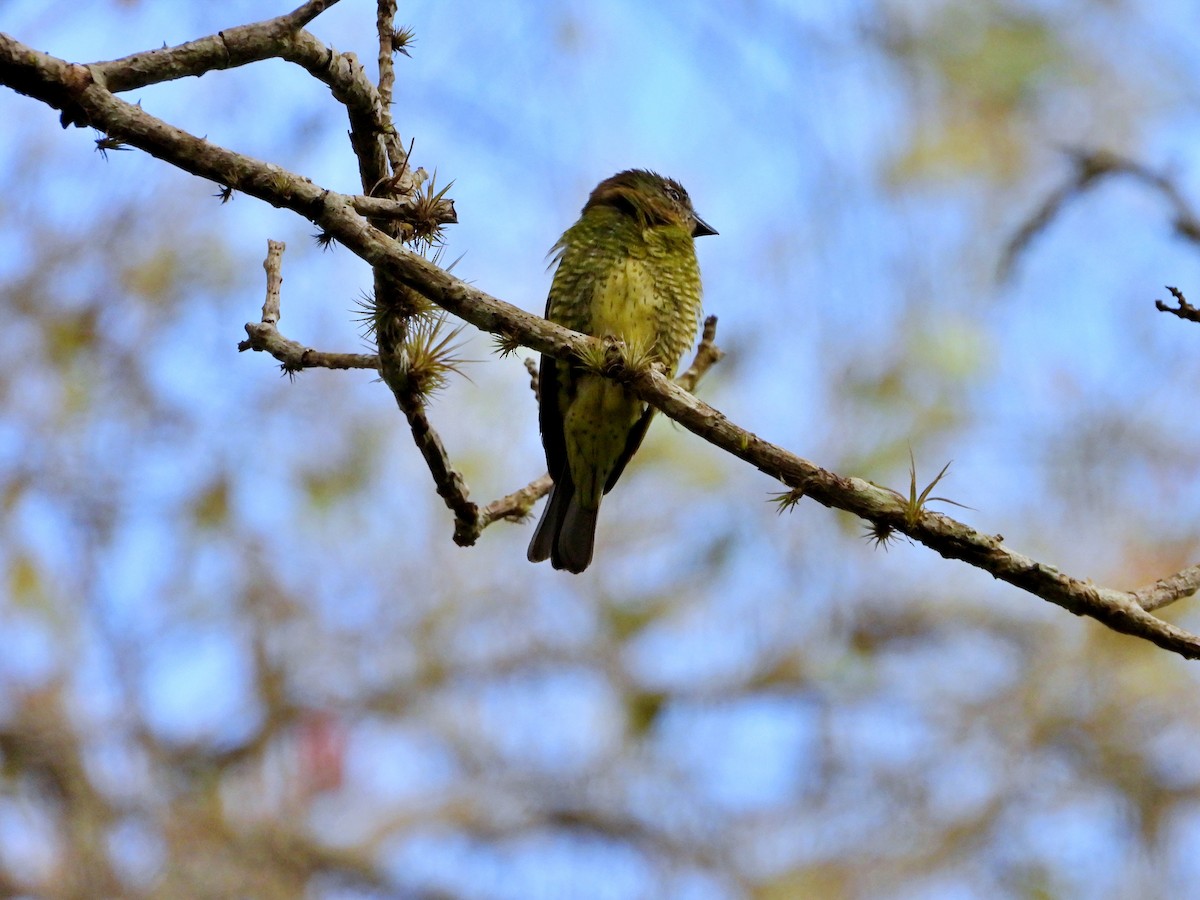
{"left": 666, "top": 187, "right": 683, "bottom": 203}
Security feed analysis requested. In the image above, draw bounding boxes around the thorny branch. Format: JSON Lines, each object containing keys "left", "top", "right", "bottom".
{"left": 349, "top": 192, "right": 456, "bottom": 223}
{"left": 341, "top": 0, "right": 483, "bottom": 543}
{"left": 2, "top": 25, "right": 1200, "bottom": 658}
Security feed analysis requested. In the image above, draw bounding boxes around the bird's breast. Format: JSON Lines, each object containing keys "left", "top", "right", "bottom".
{"left": 589, "top": 257, "right": 664, "bottom": 360}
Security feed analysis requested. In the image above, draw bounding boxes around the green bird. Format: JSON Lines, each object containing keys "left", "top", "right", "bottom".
{"left": 527, "top": 169, "right": 716, "bottom": 573}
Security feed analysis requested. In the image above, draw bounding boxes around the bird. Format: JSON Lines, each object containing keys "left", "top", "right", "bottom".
{"left": 527, "top": 169, "right": 716, "bottom": 573}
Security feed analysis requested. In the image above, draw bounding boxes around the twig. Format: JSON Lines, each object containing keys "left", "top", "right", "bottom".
{"left": 524, "top": 357, "right": 540, "bottom": 400}
{"left": 1155, "top": 285, "right": 1200, "bottom": 324}
{"left": 237, "top": 241, "right": 380, "bottom": 372}
{"left": 376, "top": 0, "right": 398, "bottom": 116}
{"left": 330, "top": 11, "right": 477, "bottom": 544}
{"left": 238, "top": 324, "right": 380, "bottom": 373}
{"left": 261, "top": 238, "right": 285, "bottom": 325}
{"left": 374, "top": 1, "right": 410, "bottom": 175}
{"left": 676, "top": 315, "right": 725, "bottom": 393}
{"left": 1131, "top": 564, "right": 1200, "bottom": 612}
{"left": 284, "top": 0, "right": 342, "bottom": 31}
{"left": 375, "top": 319, "right": 480, "bottom": 542}
{"left": 477, "top": 475, "right": 553, "bottom": 531}
{"left": 348, "top": 193, "right": 456, "bottom": 225}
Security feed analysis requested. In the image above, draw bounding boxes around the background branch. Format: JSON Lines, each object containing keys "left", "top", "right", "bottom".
{"left": 1001, "top": 148, "right": 1200, "bottom": 280}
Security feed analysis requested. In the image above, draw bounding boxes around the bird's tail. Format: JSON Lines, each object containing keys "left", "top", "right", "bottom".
{"left": 527, "top": 472, "right": 598, "bottom": 573}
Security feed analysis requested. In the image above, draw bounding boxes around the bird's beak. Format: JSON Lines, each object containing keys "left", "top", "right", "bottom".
{"left": 691, "top": 215, "right": 717, "bottom": 238}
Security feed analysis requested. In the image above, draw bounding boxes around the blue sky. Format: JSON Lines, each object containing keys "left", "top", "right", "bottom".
{"left": 5, "top": 0, "right": 1200, "bottom": 896}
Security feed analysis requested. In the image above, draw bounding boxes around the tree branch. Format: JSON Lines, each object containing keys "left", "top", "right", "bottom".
{"left": 376, "top": 0, "right": 399, "bottom": 116}
{"left": 322, "top": 1, "right": 479, "bottom": 545}
{"left": 3, "top": 34, "right": 1199, "bottom": 657}
{"left": 88, "top": 0, "right": 344, "bottom": 93}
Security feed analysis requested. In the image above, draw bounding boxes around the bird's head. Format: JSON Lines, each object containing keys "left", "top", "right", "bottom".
{"left": 584, "top": 169, "right": 717, "bottom": 238}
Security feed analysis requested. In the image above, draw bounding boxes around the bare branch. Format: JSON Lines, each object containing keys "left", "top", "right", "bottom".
{"left": 318, "top": 2, "right": 477, "bottom": 547}
{"left": 284, "top": 0, "right": 343, "bottom": 31}
{"left": 376, "top": 0, "right": 399, "bottom": 114}
{"left": 237, "top": 241, "right": 379, "bottom": 372}
{"left": 88, "top": 0, "right": 344, "bottom": 92}
{"left": 676, "top": 314, "right": 725, "bottom": 393}
{"left": 238, "top": 323, "right": 380, "bottom": 373}
{"left": 478, "top": 475, "right": 554, "bottom": 530}
{"left": 1131, "top": 564, "right": 1200, "bottom": 612}
{"left": 261, "top": 238, "right": 286, "bottom": 325}
{"left": 85, "top": 0, "right": 396, "bottom": 196}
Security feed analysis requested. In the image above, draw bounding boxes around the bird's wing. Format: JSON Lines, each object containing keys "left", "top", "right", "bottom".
{"left": 603, "top": 405, "right": 655, "bottom": 494}
{"left": 537, "top": 343, "right": 568, "bottom": 485}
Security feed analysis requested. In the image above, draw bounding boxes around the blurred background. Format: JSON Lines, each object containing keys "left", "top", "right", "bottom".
{"left": 4, "top": 0, "right": 1200, "bottom": 897}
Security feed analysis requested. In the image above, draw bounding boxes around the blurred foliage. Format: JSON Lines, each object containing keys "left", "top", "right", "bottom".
{"left": 884, "top": 4, "right": 1070, "bottom": 182}
{"left": 2, "top": 1, "right": 1200, "bottom": 898}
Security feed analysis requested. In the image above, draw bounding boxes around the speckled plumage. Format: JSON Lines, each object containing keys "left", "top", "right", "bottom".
{"left": 528, "top": 170, "right": 715, "bottom": 573}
